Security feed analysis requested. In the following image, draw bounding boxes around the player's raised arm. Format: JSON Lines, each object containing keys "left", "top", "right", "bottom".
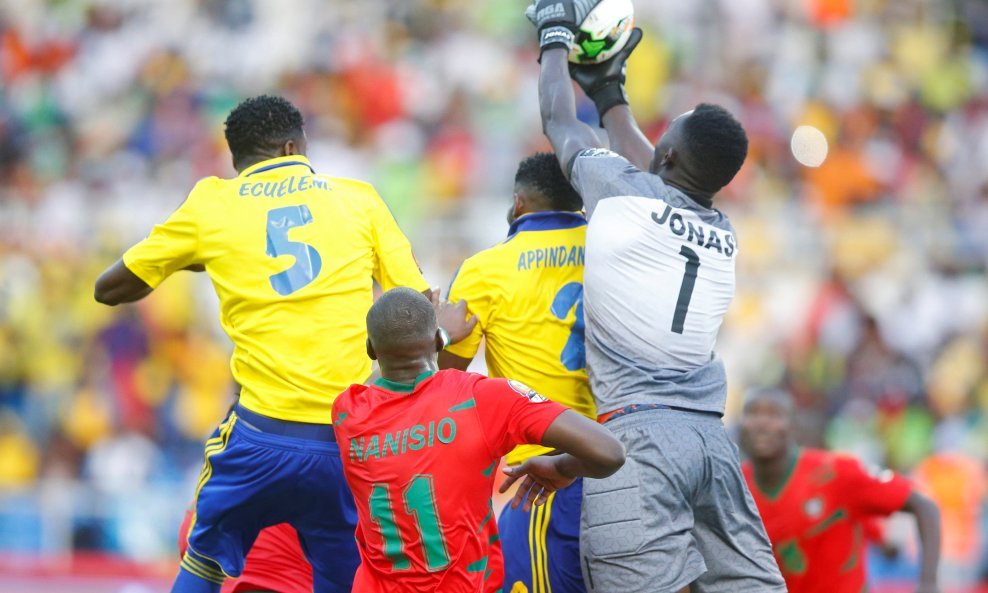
{"left": 569, "top": 27, "right": 655, "bottom": 170}
{"left": 529, "top": 0, "right": 605, "bottom": 174}
{"left": 95, "top": 189, "right": 206, "bottom": 306}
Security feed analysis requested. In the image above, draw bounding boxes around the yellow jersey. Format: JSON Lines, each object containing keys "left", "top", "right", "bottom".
{"left": 446, "top": 211, "right": 594, "bottom": 465}
{"left": 123, "top": 155, "right": 429, "bottom": 422}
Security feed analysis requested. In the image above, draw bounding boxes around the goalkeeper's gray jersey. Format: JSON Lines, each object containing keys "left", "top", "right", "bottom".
{"left": 569, "top": 149, "right": 737, "bottom": 415}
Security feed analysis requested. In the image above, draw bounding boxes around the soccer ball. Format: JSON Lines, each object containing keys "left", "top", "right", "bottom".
{"left": 569, "top": 0, "right": 635, "bottom": 64}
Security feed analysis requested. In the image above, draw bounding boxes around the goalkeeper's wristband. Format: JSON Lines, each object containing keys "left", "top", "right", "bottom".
{"left": 539, "top": 26, "right": 574, "bottom": 52}
{"left": 438, "top": 327, "right": 451, "bottom": 350}
{"left": 589, "top": 82, "right": 629, "bottom": 119}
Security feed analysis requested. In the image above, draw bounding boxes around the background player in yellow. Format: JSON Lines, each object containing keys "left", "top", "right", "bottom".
{"left": 94, "top": 95, "right": 473, "bottom": 593}
{"left": 439, "top": 152, "right": 593, "bottom": 593}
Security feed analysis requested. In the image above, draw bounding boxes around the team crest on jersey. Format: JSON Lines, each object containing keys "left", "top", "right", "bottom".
{"left": 803, "top": 497, "right": 824, "bottom": 519}
{"left": 508, "top": 380, "right": 548, "bottom": 403}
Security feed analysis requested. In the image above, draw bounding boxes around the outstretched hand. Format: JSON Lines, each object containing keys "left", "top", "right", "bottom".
{"left": 499, "top": 455, "right": 577, "bottom": 512}
{"left": 569, "top": 27, "right": 643, "bottom": 118}
{"left": 526, "top": 0, "right": 602, "bottom": 53}
{"left": 429, "top": 287, "right": 478, "bottom": 345}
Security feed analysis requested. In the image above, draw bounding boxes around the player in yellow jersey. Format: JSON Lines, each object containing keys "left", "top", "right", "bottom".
{"left": 439, "top": 152, "right": 593, "bottom": 593}
{"left": 94, "top": 96, "right": 473, "bottom": 593}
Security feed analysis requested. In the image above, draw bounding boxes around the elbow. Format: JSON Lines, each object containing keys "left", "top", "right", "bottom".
{"left": 593, "top": 438, "right": 626, "bottom": 478}
{"left": 93, "top": 276, "right": 121, "bottom": 306}
{"left": 94, "top": 289, "right": 120, "bottom": 307}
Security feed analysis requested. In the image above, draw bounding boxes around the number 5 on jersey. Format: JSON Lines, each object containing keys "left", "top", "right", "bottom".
{"left": 266, "top": 205, "right": 322, "bottom": 296}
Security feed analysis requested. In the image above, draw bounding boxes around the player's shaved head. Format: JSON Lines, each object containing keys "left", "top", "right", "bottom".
{"left": 224, "top": 95, "right": 306, "bottom": 171}
{"left": 366, "top": 288, "right": 439, "bottom": 360}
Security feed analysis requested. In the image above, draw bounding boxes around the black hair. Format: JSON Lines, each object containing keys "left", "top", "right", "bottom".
{"left": 366, "top": 287, "right": 437, "bottom": 355}
{"left": 224, "top": 95, "right": 304, "bottom": 168}
{"left": 681, "top": 103, "right": 748, "bottom": 192}
{"left": 514, "top": 152, "right": 583, "bottom": 211}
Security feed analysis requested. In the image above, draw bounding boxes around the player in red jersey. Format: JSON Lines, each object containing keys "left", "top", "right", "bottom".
{"left": 739, "top": 388, "right": 942, "bottom": 593}
{"left": 332, "top": 287, "right": 626, "bottom": 593}
{"left": 178, "top": 510, "right": 311, "bottom": 593}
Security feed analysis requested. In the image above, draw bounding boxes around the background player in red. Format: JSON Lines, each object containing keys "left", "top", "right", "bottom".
{"left": 178, "top": 511, "right": 311, "bottom": 593}
{"left": 332, "top": 287, "right": 626, "bottom": 593}
{"left": 739, "top": 388, "right": 942, "bottom": 593}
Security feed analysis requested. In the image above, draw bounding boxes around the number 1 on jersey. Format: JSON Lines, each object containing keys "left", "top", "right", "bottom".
{"left": 672, "top": 246, "right": 700, "bottom": 334}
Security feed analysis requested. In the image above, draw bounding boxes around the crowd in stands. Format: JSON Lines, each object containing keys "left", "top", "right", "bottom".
{"left": 0, "top": 0, "right": 986, "bottom": 585}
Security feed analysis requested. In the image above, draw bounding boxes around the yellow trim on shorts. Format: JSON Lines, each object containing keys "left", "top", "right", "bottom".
{"left": 181, "top": 552, "right": 225, "bottom": 584}
{"left": 527, "top": 492, "right": 556, "bottom": 593}
{"left": 184, "top": 413, "right": 239, "bottom": 582}
{"left": 541, "top": 493, "right": 555, "bottom": 593}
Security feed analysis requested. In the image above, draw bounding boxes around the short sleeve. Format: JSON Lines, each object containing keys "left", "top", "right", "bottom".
{"left": 122, "top": 188, "right": 204, "bottom": 289}
{"left": 837, "top": 456, "right": 913, "bottom": 517}
{"left": 443, "top": 259, "right": 493, "bottom": 360}
{"left": 473, "top": 378, "right": 568, "bottom": 458}
{"left": 368, "top": 188, "right": 430, "bottom": 293}
{"left": 569, "top": 148, "right": 665, "bottom": 217}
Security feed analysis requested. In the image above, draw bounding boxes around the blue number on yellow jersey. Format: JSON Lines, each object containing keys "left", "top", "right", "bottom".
{"left": 446, "top": 211, "right": 595, "bottom": 465}
{"left": 123, "top": 156, "right": 429, "bottom": 423}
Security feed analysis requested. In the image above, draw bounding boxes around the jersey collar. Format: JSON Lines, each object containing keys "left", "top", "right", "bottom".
{"left": 239, "top": 155, "right": 316, "bottom": 178}
{"left": 755, "top": 447, "right": 802, "bottom": 501}
{"left": 374, "top": 370, "right": 436, "bottom": 393}
{"left": 507, "top": 211, "right": 587, "bottom": 238}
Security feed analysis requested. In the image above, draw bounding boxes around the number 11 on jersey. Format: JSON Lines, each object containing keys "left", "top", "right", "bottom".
{"left": 368, "top": 474, "right": 450, "bottom": 572}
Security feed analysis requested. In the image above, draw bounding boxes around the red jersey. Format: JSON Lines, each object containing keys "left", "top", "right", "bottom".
{"left": 178, "top": 510, "right": 312, "bottom": 593}
{"left": 742, "top": 448, "right": 912, "bottom": 593}
{"left": 332, "top": 369, "right": 567, "bottom": 593}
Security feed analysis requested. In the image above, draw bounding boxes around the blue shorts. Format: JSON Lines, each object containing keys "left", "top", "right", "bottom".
{"left": 499, "top": 478, "right": 585, "bottom": 593}
{"left": 182, "top": 407, "right": 359, "bottom": 593}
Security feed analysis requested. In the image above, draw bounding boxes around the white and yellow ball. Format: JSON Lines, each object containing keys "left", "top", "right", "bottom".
{"left": 569, "top": 0, "right": 635, "bottom": 64}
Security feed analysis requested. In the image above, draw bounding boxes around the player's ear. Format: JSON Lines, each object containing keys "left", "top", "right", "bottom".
{"left": 434, "top": 330, "right": 445, "bottom": 353}
{"left": 282, "top": 139, "right": 302, "bottom": 157}
{"left": 660, "top": 147, "right": 675, "bottom": 168}
{"left": 366, "top": 338, "right": 378, "bottom": 361}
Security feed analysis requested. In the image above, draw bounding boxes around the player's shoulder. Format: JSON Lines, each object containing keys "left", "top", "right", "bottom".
{"left": 573, "top": 147, "right": 630, "bottom": 165}
{"left": 322, "top": 175, "right": 378, "bottom": 197}
{"left": 449, "top": 244, "right": 513, "bottom": 295}
{"left": 804, "top": 449, "right": 880, "bottom": 485}
{"left": 187, "top": 175, "right": 225, "bottom": 198}
{"left": 459, "top": 241, "right": 511, "bottom": 273}
{"left": 332, "top": 383, "right": 366, "bottom": 415}
{"left": 432, "top": 368, "right": 485, "bottom": 388}
{"left": 797, "top": 448, "right": 837, "bottom": 471}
